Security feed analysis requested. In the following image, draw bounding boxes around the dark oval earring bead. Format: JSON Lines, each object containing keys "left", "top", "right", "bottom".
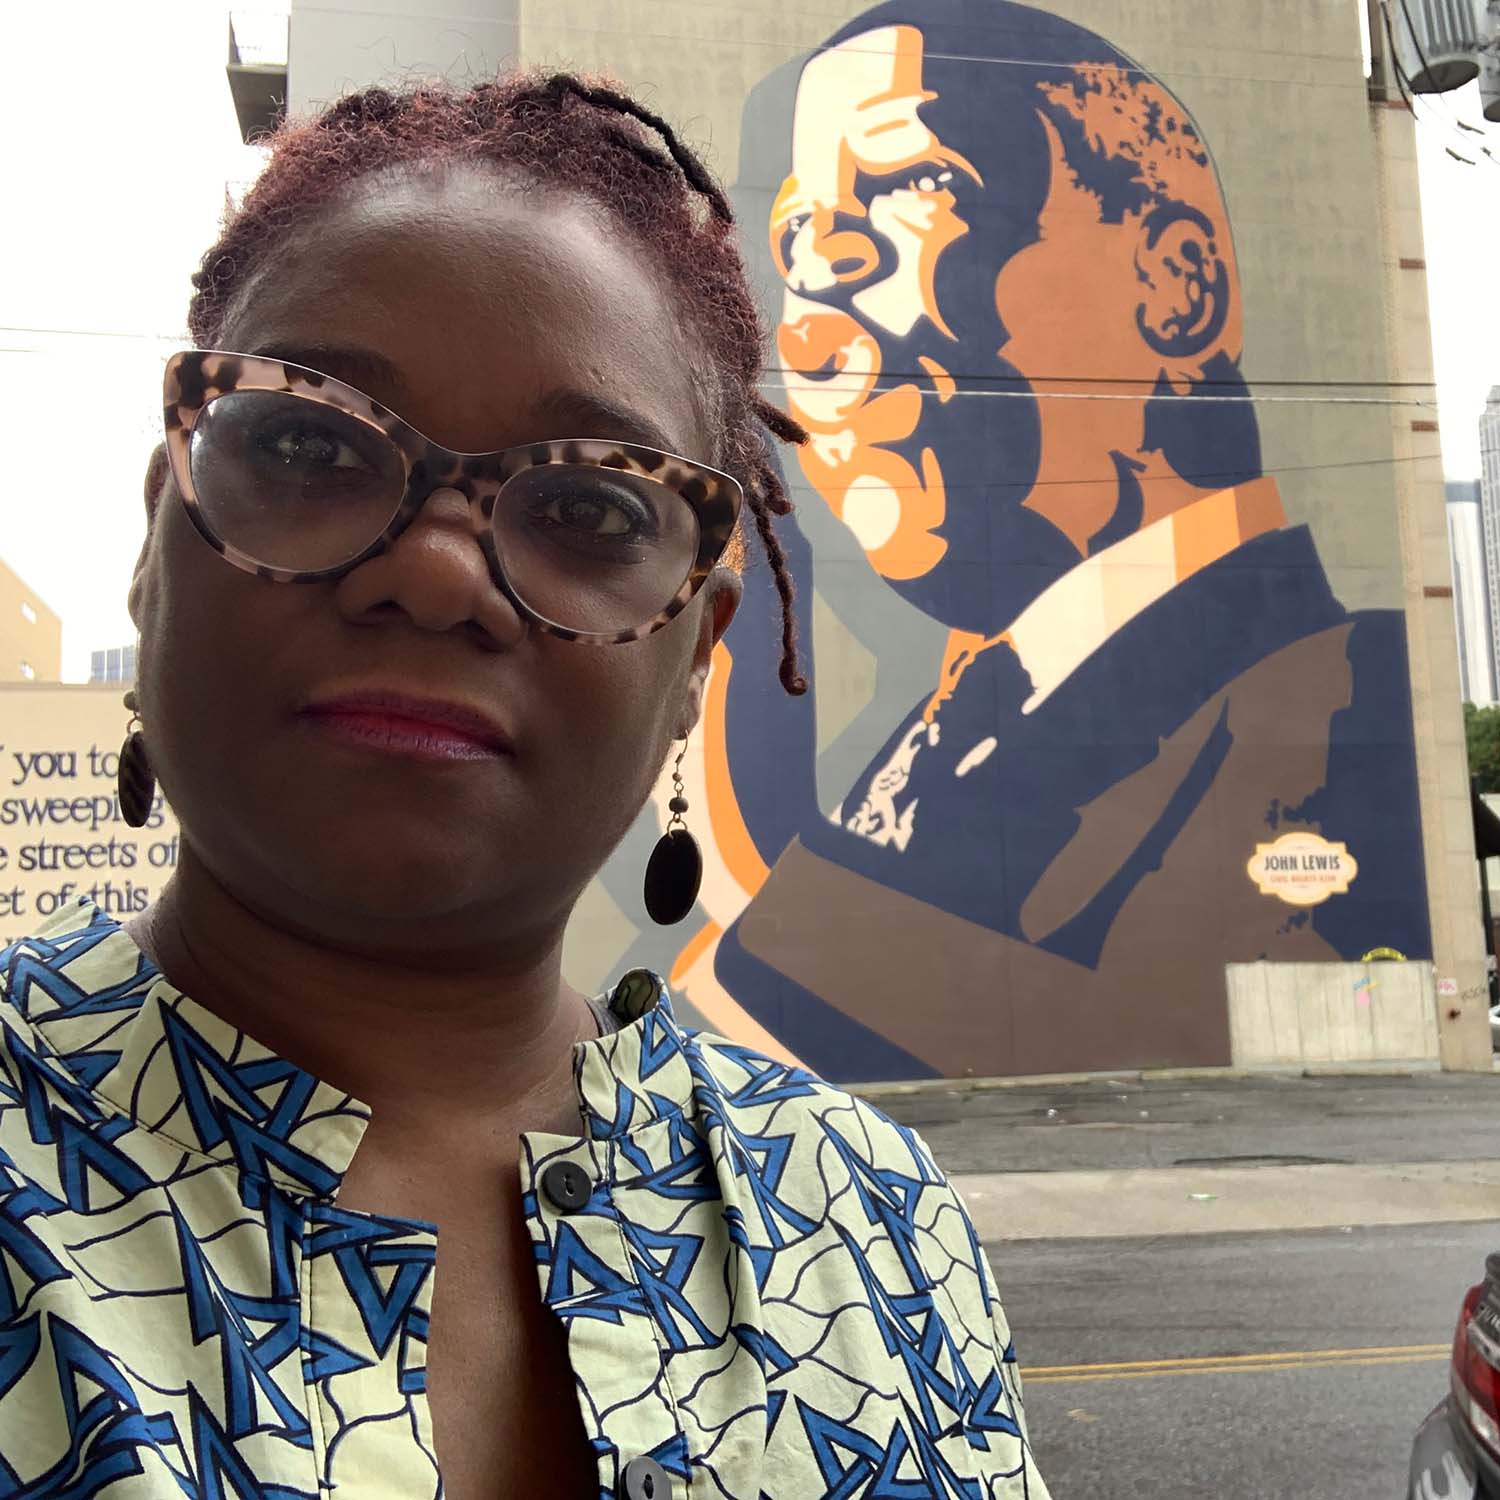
{"left": 117, "top": 732, "right": 157, "bottom": 830}
{"left": 644, "top": 827, "right": 702, "bottom": 926}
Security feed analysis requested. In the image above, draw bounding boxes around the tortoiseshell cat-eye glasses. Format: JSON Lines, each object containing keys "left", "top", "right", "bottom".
{"left": 162, "top": 350, "right": 743, "bottom": 642}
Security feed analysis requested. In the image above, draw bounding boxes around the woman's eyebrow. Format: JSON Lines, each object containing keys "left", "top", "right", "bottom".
{"left": 244, "top": 342, "right": 405, "bottom": 394}
{"left": 233, "top": 352, "right": 683, "bottom": 454}
{"left": 529, "top": 387, "right": 680, "bottom": 454}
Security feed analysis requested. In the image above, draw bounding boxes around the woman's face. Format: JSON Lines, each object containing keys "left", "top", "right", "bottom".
{"left": 131, "top": 167, "right": 738, "bottom": 957}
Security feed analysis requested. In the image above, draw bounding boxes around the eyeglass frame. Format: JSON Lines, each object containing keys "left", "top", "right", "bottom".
{"left": 161, "top": 349, "right": 744, "bottom": 644}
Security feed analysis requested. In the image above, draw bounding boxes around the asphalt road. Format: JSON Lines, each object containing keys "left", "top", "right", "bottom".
{"left": 875, "top": 1071, "right": 1500, "bottom": 1174}
{"left": 987, "top": 1221, "right": 1495, "bottom": 1500}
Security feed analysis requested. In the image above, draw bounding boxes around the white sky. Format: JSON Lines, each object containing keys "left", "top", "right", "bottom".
{"left": 2, "top": 0, "right": 1498, "bottom": 682}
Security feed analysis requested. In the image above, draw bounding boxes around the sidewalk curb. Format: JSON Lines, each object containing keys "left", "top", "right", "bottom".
{"left": 952, "top": 1158, "right": 1500, "bottom": 1242}
{"left": 850, "top": 1058, "right": 1456, "bottom": 1101}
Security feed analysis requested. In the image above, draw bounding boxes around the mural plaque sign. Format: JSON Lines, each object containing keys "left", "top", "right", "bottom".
{"left": 1246, "top": 833, "right": 1358, "bottom": 907}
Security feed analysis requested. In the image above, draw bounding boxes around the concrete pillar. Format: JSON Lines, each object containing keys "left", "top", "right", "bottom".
{"left": 1369, "top": 99, "right": 1492, "bottom": 1069}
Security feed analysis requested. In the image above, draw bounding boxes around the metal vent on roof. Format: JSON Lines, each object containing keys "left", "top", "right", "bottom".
{"left": 1391, "top": 0, "right": 1484, "bottom": 91}
{"left": 228, "top": 11, "right": 289, "bottom": 144}
{"left": 1481, "top": 0, "right": 1500, "bottom": 120}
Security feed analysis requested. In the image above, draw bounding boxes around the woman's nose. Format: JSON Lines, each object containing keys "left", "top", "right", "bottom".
{"left": 334, "top": 486, "right": 526, "bottom": 648}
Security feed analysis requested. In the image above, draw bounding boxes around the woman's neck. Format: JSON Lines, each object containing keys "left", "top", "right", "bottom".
{"left": 124, "top": 847, "right": 593, "bottom": 1144}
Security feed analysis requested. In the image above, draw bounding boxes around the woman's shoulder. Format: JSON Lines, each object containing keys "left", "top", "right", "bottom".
{"left": 0, "top": 902, "right": 157, "bottom": 1146}
{"left": 688, "top": 1026, "right": 940, "bottom": 1162}
{"left": 0, "top": 899, "right": 144, "bottom": 1039}
{"left": 681, "top": 1025, "right": 983, "bottom": 1252}
{"left": 682, "top": 1027, "right": 1026, "bottom": 1428}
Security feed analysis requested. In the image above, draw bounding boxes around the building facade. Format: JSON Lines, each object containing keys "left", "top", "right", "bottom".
{"left": 1483, "top": 387, "right": 1500, "bottom": 680}
{"left": 0, "top": 559, "right": 62, "bottom": 684}
{"left": 266, "top": 0, "right": 1492, "bottom": 1079}
{"left": 88, "top": 643, "right": 138, "bottom": 687}
{"left": 1447, "top": 480, "right": 1496, "bottom": 705}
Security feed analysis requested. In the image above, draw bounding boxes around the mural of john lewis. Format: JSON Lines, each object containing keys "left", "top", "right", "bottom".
{"left": 678, "top": 0, "right": 1431, "bottom": 1082}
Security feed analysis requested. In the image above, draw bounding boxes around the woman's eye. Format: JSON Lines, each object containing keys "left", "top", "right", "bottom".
{"left": 259, "top": 426, "right": 370, "bottom": 470}
{"left": 539, "top": 488, "right": 651, "bottom": 538}
{"left": 552, "top": 494, "right": 626, "bottom": 533}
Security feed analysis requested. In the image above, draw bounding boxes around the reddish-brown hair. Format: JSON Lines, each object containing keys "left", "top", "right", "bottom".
{"left": 188, "top": 72, "right": 808, "bottom": 693}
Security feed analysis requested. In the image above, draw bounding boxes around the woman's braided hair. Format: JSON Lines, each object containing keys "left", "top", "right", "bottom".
{"left": 187, "top": 71, "right": 809, "bottom": 693}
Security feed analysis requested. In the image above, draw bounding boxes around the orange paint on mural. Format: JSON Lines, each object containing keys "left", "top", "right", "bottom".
{"left": 993, "top": 62, "right": 1247, "bottom": 553}
{"left": 863, "top": 445, "right": 948, "bottom": 580}
{"left": 1172, "top": 479, "right": 1285, "bottom": 584}
{"left": 701, "top": 641, "right": 770, "bottom": 899}
{"left": 670, "top": 919, "right": 722, "bottom": 986}
{"left": 917, "top": 355, "right": 956, "bottom": 402}
{"left": 1038, "top": 64, "right": 1222, "bottom": 215}
{"left": 924, "top": 627, "right": 1013, "bottom": 723}
{"left": 1171, "top": 487, "right": 1242, "bottom": 584}
{"left": 779, "top": 307, "right": 947, "bottom": 580}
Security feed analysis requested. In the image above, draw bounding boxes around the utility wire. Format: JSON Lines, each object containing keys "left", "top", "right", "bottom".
{"left": 765, "top": 379, "right": 1435, "bottom": 408}
{"left": 0, "top": 328, "right": 1441, "bottom": 404}
{"left": 750, "top": 445, "right": 1446, "bottom": 490}
{"left": 764, "top": 366, "right": 1436, "bottom": 391}
{"left": 0, "top": 325, "right": 184, "bottom": 345}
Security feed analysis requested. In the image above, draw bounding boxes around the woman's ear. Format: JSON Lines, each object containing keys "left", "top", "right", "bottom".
{"left": 128, "top": 444, "right": 171, "bottom": 629}
{"left": 676, "top": 567, "right": 742, "bottom": 739}
{"left": 142, "top": 445, "right": 169, "bottom": 526}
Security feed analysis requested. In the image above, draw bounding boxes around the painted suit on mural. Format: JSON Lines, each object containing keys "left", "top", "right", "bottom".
{"left": 680, "top": 0, "right": 1430, "bottom": 1082}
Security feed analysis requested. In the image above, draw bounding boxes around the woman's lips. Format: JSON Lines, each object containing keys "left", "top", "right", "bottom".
{"left": 298, "top": 691, "right": 514, "bottom": 763}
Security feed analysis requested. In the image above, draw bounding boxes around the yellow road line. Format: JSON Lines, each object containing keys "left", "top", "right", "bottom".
{"left": 1026, "top": 1344, "right": 1450, "bottom": 1385}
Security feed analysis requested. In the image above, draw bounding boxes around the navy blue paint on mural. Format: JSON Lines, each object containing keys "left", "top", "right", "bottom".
{"left": 1305, "top": 611, "right": 1434, "bottom": 965}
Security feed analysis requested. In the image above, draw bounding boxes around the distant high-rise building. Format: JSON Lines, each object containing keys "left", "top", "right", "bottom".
{"left": 88, "top": 643, "right": 137, "bottom": 686}
{"left": 0, "top": 559, "right": 61, "bottom": 683}
{"left": 1482, "top": 389, "right": 1500, "bottom": 684}
{"left": 1447, "top": 480, "right": 1496, "bottom": 704}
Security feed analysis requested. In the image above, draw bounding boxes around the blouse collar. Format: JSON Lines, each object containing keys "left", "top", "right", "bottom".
{"left": 2, "top": 897, "right": 684, "bottom": 1201}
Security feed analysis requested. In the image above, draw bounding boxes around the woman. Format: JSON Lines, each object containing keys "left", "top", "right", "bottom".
{"left": 0, "top": 75, "right": 1048, "bottom": 1499}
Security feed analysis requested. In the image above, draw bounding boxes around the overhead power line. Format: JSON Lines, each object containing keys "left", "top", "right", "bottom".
{"left": 765, "top": 366, "right": 1437, "bottom": 392}
{"left": 766, "top": 377, "right": 1435, "bottom": 409}
{"left": 747, "top": 439, "right": 1445, "bottom": 490}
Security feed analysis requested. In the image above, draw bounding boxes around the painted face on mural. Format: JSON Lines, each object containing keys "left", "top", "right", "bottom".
{"left": 771, "top": 22, "right": 1246, "bottom": 632}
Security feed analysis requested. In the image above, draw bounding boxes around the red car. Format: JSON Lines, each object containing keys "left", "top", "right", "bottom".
{"left": 1410, "top": 1253, "right": 1500, "bottom": 1499}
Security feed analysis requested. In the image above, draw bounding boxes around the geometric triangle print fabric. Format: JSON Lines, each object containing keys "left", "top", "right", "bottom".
{"left": 0, "top": 898, "right": 1048, "bottom": 1497}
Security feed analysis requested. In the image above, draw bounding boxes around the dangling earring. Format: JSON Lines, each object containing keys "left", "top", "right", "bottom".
{"left": 117, "top": 689, "right": 157, "bottom": 830}
{"left": 644, "top": 741, "right": 702, "bottom": 926}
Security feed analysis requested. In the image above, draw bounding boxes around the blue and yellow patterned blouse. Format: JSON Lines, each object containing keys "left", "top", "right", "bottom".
{"left": 0, "top": 899, "right": 1047, "bottom": 1498}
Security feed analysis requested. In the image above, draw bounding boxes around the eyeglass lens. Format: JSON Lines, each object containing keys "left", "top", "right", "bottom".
{"left": 187, "top": 389, "right": 702, "bottom": 633}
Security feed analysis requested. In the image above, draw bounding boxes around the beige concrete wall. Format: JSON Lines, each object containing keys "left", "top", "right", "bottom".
{"left": 1367, "top": 99, "right": 1491, "bottom": 1069}
{"left": 288, "top": 0, "right": 519, "bottom": 113}
{"left": 0, "top": 685, "right": 181, "bottom": 947}
{"left": 1226, "top": 960, "right": 1440, "bottom": 1066}
{"left": 0, "top": 560, "right": 62, "bottom": 684}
